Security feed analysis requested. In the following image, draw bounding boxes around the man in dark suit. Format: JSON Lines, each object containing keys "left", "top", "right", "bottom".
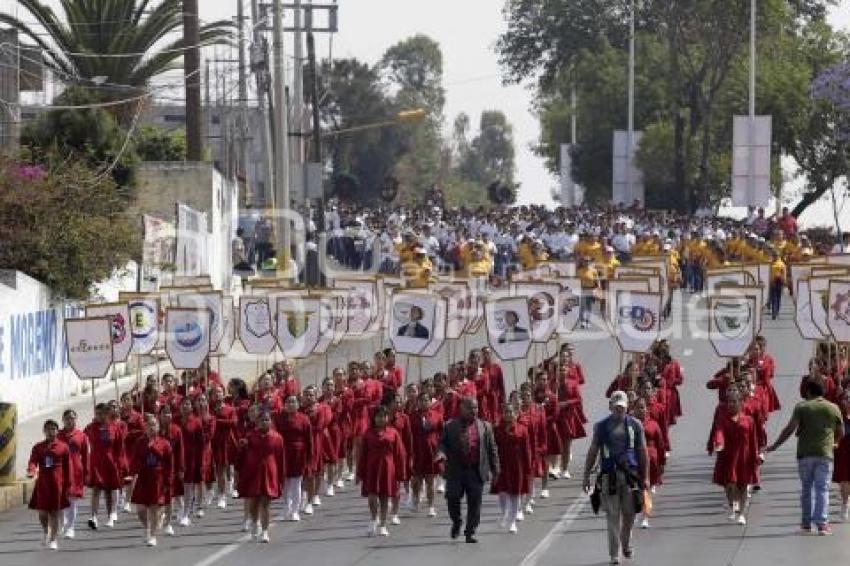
{"left": 397, "top": 305, "right": 430, "bottom": 339}
{"left": 436, "top": 397, "right": 500, "bottom": 543}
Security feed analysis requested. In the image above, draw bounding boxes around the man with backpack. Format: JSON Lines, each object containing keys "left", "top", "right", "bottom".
{"left": 583, "top": 391, "right": 649, "bottom": 565}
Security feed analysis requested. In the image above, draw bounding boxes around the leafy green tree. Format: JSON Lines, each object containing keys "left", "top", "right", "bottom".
{"left": 0, "top": 156, "right": 139, "bottom": 299}
{"left": 134, "top": 126, "right": 187, "bottom": 162}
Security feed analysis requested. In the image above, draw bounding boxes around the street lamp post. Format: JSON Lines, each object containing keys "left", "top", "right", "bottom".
{"left": 627, "top": 0, "right": 636, "bottom": 205}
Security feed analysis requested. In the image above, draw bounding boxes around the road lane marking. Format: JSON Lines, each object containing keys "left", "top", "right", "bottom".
{"left": 520, "top": 496, "right": 587, "bottom": 566}
{"left": 192, "top": 533, "right": 252, "bottom": 566}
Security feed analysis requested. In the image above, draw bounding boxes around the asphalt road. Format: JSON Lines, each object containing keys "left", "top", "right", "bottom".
{"left": 3, "top": 291, "right": 847, "bottom": 566}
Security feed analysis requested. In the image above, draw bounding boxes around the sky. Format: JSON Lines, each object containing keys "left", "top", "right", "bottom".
{"left": 17, "top": 1, "right": 850, "bottom": 211}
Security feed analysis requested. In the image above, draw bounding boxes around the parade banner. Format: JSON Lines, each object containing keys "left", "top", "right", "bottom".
{"left": 333, "top": 279, "right": 376, "bottom": 334}
{"left": 239, "top": 296, "right": 277, "bottom": 354}
{"left": 173, "top": 275, "right": 212, "bottom": 287}
{"left": 615, "top": 265, "right": 659, "bottom": 280}
{"left": 706, "top": 270, "right": 747, "bottom": 296}
{"left": 614, "top": 291, "right": 662, "bottom": 354}
{"left": 175, "top": 202, "right": 209, "bottom": 277}
{"left": 177, "top": 292, "right": 224, "bottom": 351}
{"left": 65, "top": 317, "right": 114, "bottom": 380}
{"left": 485, "top": 296, "right": 532, "bottom": 361}
{"left": 322, "top": 290, "right": 350, "bottom": 345}
{"left": 790, "top": 261, "right": 827, "bottom": 291}
{"left": 141, "top": 214, "right": 176, "bottom": 291}
{"left": 827, "top": 254, "right": 850, "bottom": 267}
{"left": 708, "top": 295, "right": 757, "bottom": 358}
{"left": 557, "top": 277, "right": 582, "bottom": 335}
{"left": 389, "top": 292, "right": 439, "bottom": 355}
{"left": 85, "top": 302, "right": 133, "bottom": 362}
{"left": 119, "top": 293, "right": 160, "bottom": 355}
{"left": 275, "top": 297, "right": 322, "bottom": 359}
{"left": 380, "top": 282, "right": 404, "bottom": 331}
{"left": 419, "top": 296, "right": 449, "bottom": 357}
{"left": 795, "top": 279, "right": 824, "bottom": 340}
{"left": 809, "top": 276, "right": 832, "bottom": 336}
{"left": 810, "top": 266, "right": 850, "bottom": 279}
{"left": 827, "top": 279, "right": 850, "bottom": 343}
{"left": 717, "top": 285, "right": 763, "bottom": 334}
{"left": 631, "top": 257, "right": 669, "bottom": 306}
{"left": 212, "top": 296, "right": 235, "bottom": 356}
{"left": 312, "top": 295, "right": 337, "bottom": 355}
{"left": 165, "top": 308, "right": 211, "bottom": 370}
{"left": 606, "top": 278, "right": 651, "bottom": 326}
{"left": 514, "top": 281, "right": 561, "bottom": 343}
{"left": 431, "top": 282, "right": 473, "bottom": 339}
{"left": 370, "top": 278, "right": 387, "bottom": 333}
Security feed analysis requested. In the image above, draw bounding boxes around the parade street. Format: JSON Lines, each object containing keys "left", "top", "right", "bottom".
{"left": 0, "top": 298, "right": 844, "bottom": 566}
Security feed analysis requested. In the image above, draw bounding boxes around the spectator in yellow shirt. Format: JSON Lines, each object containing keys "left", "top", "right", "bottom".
{"left": 466, "top": 246, "right": 493, "bottom": 278}
{"left": 768, "top": 249, "right": 786, "bottom": 320}
{"left": 401, "top": 247, "right": 433, "bottom": 288}
{"left": 577, "top": 257, "right": 600, "bottom": 328}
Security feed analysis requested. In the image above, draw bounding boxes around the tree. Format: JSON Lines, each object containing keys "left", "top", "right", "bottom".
{"left": 0, "top": 156, "right": 139, "bottom": 299}
{"left": 0, "top": 0, "right": 231, "bottom": 105}
{"left": 134, "top": 126, "right": 187, "bottom": 162}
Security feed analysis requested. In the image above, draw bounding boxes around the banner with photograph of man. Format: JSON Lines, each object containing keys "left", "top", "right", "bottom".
{"left": 275, "top": 297, "right": 322, "bottom": 359}
{"left": 557, "top": 277, "right": 582, "bottom": 335}
{"left": 485, "top": 297, "right": 532, "bottom": 361}
{"left": 239, "top": 296, "right": 277, "bottom": 354}
{"left": 708, "top": 295, "right": 756, "bottom": 358}
{"left": 390, "top": 292, "right": 438, "bottom": 355}
{"left": 65, "top": 317, "right": 114, "bottom": 379}
{"left": 614, "top": 291, "right": 662, "bottom": 354}
{"left": 85, "top": 302, "right": 133, "bottom": 362}
{"left": 419, "top": 296, "right": 449, "bottom": 358}
{"left": 513, "top": 282, "right": 560, "bottom": 343}
{"left": 165, "top": 308, "right": 211, "bottom": 370}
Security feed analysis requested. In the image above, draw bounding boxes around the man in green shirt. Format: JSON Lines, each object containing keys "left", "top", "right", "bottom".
{"left": 766, "top": 380, "right": 844, "bottom": 535}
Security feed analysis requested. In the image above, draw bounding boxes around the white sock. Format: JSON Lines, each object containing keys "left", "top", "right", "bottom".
{"left": 510, "top": 495, "right": 521, "bottom": 521}
{"left": 498, "top": 493, "right": 508, "bottom": 517}
{"left": 64, "top": 499, "right": 78, "bottom": 529}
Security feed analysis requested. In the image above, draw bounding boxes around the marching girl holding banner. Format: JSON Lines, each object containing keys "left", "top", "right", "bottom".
{"left": 518, "top": 381, "right": 548, "bottom": 509}
{"left": 237, "top": 411, "right": 286, "bottom": 543}
{"left": 320, "top": 377, "right": 345, "bottom": 496}
{"left": 129, "top": 414, "right": 173, "bottom": 547}
{"left": 27, "top": 420, "right": 71, "bottom": 550}
{"left": 655, "top": 341, "right": 684, "bottom": 424}
{"left": 84, "top": 403, "right": 124, "bottom": 530}
{"left": 195, "top": 394, "right": 218, "bottom": 511}
{"left": 118, "top": 394, "right": 144, "bottom": 514}
{"left": 158, "top": 405, "right": 184, "bottom": 536}
{"left": 57, "top": 409, "right": 88, "bottom": 539}
{"left": 333, "top": 369, "right": 355, "bottom": 486}
{"left": 482, "top": 347, "right": 507, "bottom": 420}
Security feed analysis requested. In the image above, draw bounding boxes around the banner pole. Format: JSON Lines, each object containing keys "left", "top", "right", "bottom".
{"left": 512, "top": 358, "right": 518, "bottom": 392}
{"left": 92, "top": 382, "right": 96, "bottom": 414}
{"left": 113, "top": 365, "right": 120, "bottom": 403}
{"left": 418, "top": 356, "right": 423, "bottom": 384}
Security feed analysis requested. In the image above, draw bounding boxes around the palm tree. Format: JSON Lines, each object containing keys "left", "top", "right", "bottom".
{"left": 0, "top": 0, "right": 231, "bottom": 97}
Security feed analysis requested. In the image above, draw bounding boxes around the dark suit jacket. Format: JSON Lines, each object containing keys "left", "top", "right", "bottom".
{"left": 397, "top": 322, "right": 430, "bottom": 339}
{"left": 438, "top": 418, "right": 500, "bottom": 484}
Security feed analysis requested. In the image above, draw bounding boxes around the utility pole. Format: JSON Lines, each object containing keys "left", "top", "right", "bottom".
{"left": 183, "top": 0, "right": 203, "bottom": 161}
{"left": 250, "top": 0, "right": 275, "bottom": 207}
{"left": 307, "top": 23, "right": 323, "bottom": 233}
{"left": 272, "top": 0, "right": 291, "bottom": 260}
{"left": 626, "top": 0, "right": 635, "bottom": 205}
{"left": 292, "top": 0, "right": 305, "bottom": 176}
{"left": 237, "top": 0, "right": 251, "bottom": 203}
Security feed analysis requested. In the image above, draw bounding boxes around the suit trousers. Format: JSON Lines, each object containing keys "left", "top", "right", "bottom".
{"left": 445, "top": 466, "right": 483, "bottom": 536}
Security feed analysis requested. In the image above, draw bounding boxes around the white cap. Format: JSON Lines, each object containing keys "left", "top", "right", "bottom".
{"left": 610, "top": 390, "right": 629, "bottom": 409}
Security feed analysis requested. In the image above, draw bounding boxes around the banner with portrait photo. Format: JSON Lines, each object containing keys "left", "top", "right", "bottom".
{"left": 614, "top": 291, "right": 662, "bottom": 354}
{"left": 557, "top": 277, "right": 582, "bottom": 335}
{"left": 827, "top": 279, "right": 850, "bottom": 343}
{"left": 239, "top": 296, "right": 277, "bottom": 354}
{"left": 708, "top": 295, "right": 757, "bottom": 358}
{"left": 795, "top": 279, "right": 824, "bottom": 340}
{"left": 275, "top": 297, "right": 322, "bottom": 359}
{"left": 164, "top": 308, "right": 211, "bottom": 370}
{"left": 390, "top": 292, "right": 439, "bottom": 355}
{"left": 119, "top": 293, "right": 160, "bottom": 355}
{"left": 485, "top": 297, "right": 532, "bottom": 361}
{"left": 513, "top": 282, "right": 560, "bottom": 343}
{"left": 419, "top": 296, "right": 449, "bottom": 357}
{"left": 65, "top": 317, "right": 114, "bottom": 379}
{"left": 85, "top": 303, "right": 133, "bottom": 362}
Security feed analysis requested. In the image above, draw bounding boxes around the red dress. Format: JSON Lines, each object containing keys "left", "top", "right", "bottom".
{"left": 519, "top": 404, "right": 547, "bottom": 477}
{"left": 320, "top": 394, "right": 343, "bottom": 463}
{"left": 83, "top": 421, "right": 124, "bottom": 489}
{"left": 410, "top": 406, "right": 443, "bottom": 476}
{"left": 711, "top": 409, "right": 759, "bottom": 487}
{"left": 352, "top": 383, "right": 372, "bottom": 438}
{"left": 660, "top": 360, "right": 684, "bottom": 422}
{"left": 237, "top": 430, "right": 286, "bottom": 499}
{"left": 28, "top": 440, "right": 70, "bottom": 511}
{"left": 160, "top": 424, "right": 185, "bottom": 497}
{"left": 358, "top": 427, "right": 406, "bottom": 498}
{"left": 275, "top": 411, "right": 313, "bottom": 478}
{"left": 383, "top": 365, "right": 404, "bottom": 395}
{"left": 57, "top": 428, "right": 88, "bottom": 499}
{"left": 647, "top": 397, "right": 670, "bottom": 452}
{"left": 456, "top": 379, "right": 477, "bottom": 403}
{"left": 540, "top": 386, "right": 562, "bottom": 456}
{"left": 303, "top": 403, "right": 332, "bottom": 475}
{"left": 556, "top": 378, "right": 587, "bottom": 440}
{"left": 833, "top": 416, "right": 850, "bottom": 483}
{"left": 256, "top": 391, "right": 283, "bottom": 414}
{"left": 490, "top": 422, "right": 533, "bottom": 495}
{"left": 471, "top": 367, "right": 492, "bottom": 422}
{"left": 130, "top": 436, "right": 173, "bottom": 506}
{"left": 335, "top": 387, "right": 354, "bottom": 451}
{"left": 484, "top": 362, "right": 506, "bottom": 421}
{"left": 212, "top": 403, "right": 238, "bottom": 467}
{"left": 278, "top": 377, "right": 301, "bottom": 401}
{"left": 707, "top": 369, "right": 733, "bottom": 404}
{"left": 755, "top": 354, "right": 781, "bottom": 412}
{"left": 640, "top": 416, "right": 666, "bottom": 486}
{"left": 391, "top": 412, "right": 413, "bottom": 482}
{"left": 606, "top": 374, "right": 634, "bottom": 398}
{"left": 439, "top": 388, "right": 461, "bottom": 420}
{"left": 180, "top": 414, "right": 215, "bottom": 483}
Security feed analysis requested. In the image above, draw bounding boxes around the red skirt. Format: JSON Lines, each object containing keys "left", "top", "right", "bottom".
{"left": 833, "top": 437, "right": 850, "bottom": 483}
{"left": 322, "top": 425, "right": 342, "bottom": 464}
{"left": 29, "top": 468, "right": 69, "bottom": 512}
{"left": 647, "top": 446, "right": 663, "bottom": 486}
{"left": 557, "top": 406, "right": 587, "bottom": 440}
{"left": 546, "top": 421, "right": 562, "bottom": 456}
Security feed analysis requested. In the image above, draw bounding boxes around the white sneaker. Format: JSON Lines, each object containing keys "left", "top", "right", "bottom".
{"left": 260, "top": 531, "right": 270, "bottom": 543}
{"left": 290, "top": 512, "right": 301, "bottom": 522}
{"left": 640, "top": 517, "right": 650, "bottom": 529}
{"left": 325, "top": 486, "right": 335, "bottom": 497}
{"left": 378, "top": 525, "right": 389, "bottom": 537}
{"left": 106, "top": 516, "right": 115, "bottom": 528}
{"left": 164, "top": 524, "right": 175, "bottom": 536}
{"left": 48, "top": 540, "right": 58, "bottom": 551}
{"left": 196, "top": 509, "right": 205, "bottom": 519}
{"left": 146, "top": 537, "right": 157, "bottom": 547}
{"left": 650, "top": 486, "right": 657, "bottom": 494}
{"left": 179, "top": 516, "right": 191, "bottom": 527}
{"left": 122, "top": 502, "right": 131, "bottom": 513}
{"left": 508, "top": 522, "right": 518, "bottom": 533}
{"left": 217, "top": 496, "right": 226, "bottom": 509}
{"left": 728, "top": 510, "right": 738, "bottom": 521}
{"left": 540, "top": 489, "right": 550, "bottom": 499}
{"left": 367, "top": 521, "right": 377, "bottom": 537}
{"left": 525, "top": 503, "right": 534, "bottom": 514}
{"left": 437, "top": 480, "right": 446, "bottom": 494}
{"left": 390, "top": 515, "right": 401, "bottom": 525}
{"left": 737, "top": 515, "right": 747, "bottom": 525}
{"left": 312, "top": 495, "right": 322, "bottom": 506}
{"left": 516, "top": 509, "right": 525, "bottom": 522}
{"left": 427, "top": 507, "right": 437, "bottom": 517}
{"left": 498, "top": 514, "right": 508, "bottom": 528}
{"left": 63, "top": 527, "right": 75, "bottom": 539}
{"left": 562, "top": 470, "right": 572, "bottom": 479}
{"left": 335, "top": 479, "right": 345, "bottom": 489}
{"left": 303, "top": 503, "right": 314, "bottom": 515}
{"left": 242, "top": 520, "right": 252, "bottom": 532}
{"left": 344, "top": 471, "right": 355, "bottom": 481}
{"left": 109, "top": 510, "right": 118, "bottom": 522}
{"left": 231, "top": 489, "right": 239, "bottom": 499}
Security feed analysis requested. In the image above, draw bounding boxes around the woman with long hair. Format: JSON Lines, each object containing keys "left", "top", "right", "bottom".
{"left": 385, "top": 392, "right": 412, "bottom": 524}
{"left": 210, "top": 385, "right": 238, "bottom": 509}
{"left": 84, "top": 403, "right": 124, "bottom": 530}
{"left": 301, "top": 385, "right": 332, "bottom": 514}
{"left": 357, "top": 406, "right": 405, "bottom": 537}
{"left": 27, "top": 420, "right": 70, "bottom": 550}
{"left": 410, "top": 391, "right": 443, "bottom": 517}
{"left": 57, "top": 409, "right": 88, "bottom": 539}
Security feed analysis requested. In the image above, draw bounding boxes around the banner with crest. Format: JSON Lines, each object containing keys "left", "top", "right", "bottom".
{"left": 708, "top": 295, "right": 756, "bottom": 358}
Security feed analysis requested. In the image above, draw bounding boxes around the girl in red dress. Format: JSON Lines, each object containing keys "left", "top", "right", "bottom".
{"left": 554, "top": 363, "right": 587, "bottom": 478}
{"left": 386, "top": 393, "right": 413, "bottom": 525}
{"left": 130, "top": 414, "right": 173, "bottom": 547}
{"left": 799, "top": 358, "right": 838, "bottom": 403}
{"left": 255, "top": 374, "right": 282, "bottom": 414}
{"left": 210, "top": 385, "right": 238, "bottom": 509}
{"left": 410, "top": 392, "right": 443, "bottom": 517}
{"left": 606, "top": 362, "right": 640, "bottom": 398}
{"left": 275, "top": 395, "right": 313, "bottom": 522}
{"left": 276, "top": 359, "right": 301, "bottom": 400}
{"left": 633, "top": 397, "right": 665, "bottom": 529}
{"left": 492, "top": 404, "right": 533, "bottom": 534}
{"left": 57, "top": 409, "right": 88, "bottom": 539}
{"left": 177, "top": 397, "right": 208, "bottom": 524}
{"left": 301, "top": 385, "right": 332, "bottom": 514}
{"left": 710, "top": 388, "right": 759, "bottom": 525}
{"left": 832, "top": 390, "right": 850, "bottom": 521}
{"left": 27, "top": 420, "right": 70, "bottom": 550}
{"left": 195, "top": 394, "right": 217, "bottom": 511}
{"left": 655, "top": 341, "right": 684, "bottom": 424}
{"left": 320, "top": 377, "right": 344, "bottom": 496}
{"left": 84, "top": 403, "right": 124, "bottom": 530}
{"left": 357, "top": 406, "right": 405, "bottom": 537}
{"left": 468, "top": 350, "right": 492, "bottom": 422}
{"left": 383, "top": 349, "right": 404, "bottom": 395}
{"left": 237, "top": 411, "right": 285, "bottom": 543}
{"left": 333, "top": 368, "right": 355, "bottom": 485}
{"left": 158, "top": 405, "right": 184, "bottom": 536}
{"left": 519, "top": 381, "right": 548, "bottom": 512}
{"left": 119, "top": 392, "right": 145, "bottom": 513}
{"left": 482, "top": 347, "right": 506, "bottom": 421}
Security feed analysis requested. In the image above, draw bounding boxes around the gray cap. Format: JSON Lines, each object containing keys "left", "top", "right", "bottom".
{"left": 610, "top": 390, "right": 629, "bottom": 409}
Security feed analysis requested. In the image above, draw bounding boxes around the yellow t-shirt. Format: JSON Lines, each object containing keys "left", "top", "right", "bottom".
{"left": 402, "top": 258, "right": 433, "bottom": 288}
{"left": 466, "top": 258, "right": 492, "bottom": 278}
{"left": 578, "top": 266, "right": 600, "bottom": 289}
{"left": 770, "top": 259, "right": 786, "bottom": 281}
{"left": 600, "top": 257, "right": 620, "bottom": 280}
